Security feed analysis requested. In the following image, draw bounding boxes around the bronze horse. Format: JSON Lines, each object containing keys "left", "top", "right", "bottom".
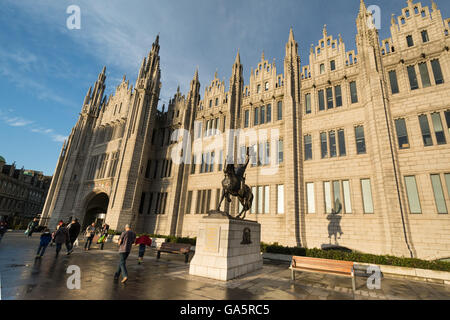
{"left": 217, "top": 149, "right": 254, "bottom": 219}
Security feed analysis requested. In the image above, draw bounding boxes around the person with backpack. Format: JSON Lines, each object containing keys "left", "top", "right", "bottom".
{"left": 54, "top": 224, "right": 69, "bottom": 257}
{"left": 66, "top": 218, "right": 81, "bottom": 254}
{"left": 98, "top": 223, "right": 110, "bottom": 250}
{"left": 135, "top": 234, "right": 152, "bottom": 264}
{"left": 36, "top": 228, "right": 52, "bottom": 258}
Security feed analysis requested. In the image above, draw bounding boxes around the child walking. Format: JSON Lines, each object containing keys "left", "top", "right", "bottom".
{"left": 36, "top": 228, "right": 52, "bottom": 258}
{"left": 135, "top": 235, "right": 152, "bottom": 264}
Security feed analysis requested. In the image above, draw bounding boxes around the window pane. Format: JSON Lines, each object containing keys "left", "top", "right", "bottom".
{"left": 254, "top": 107, "right": 259, "bottom": 125}
{"left": 320, "top": 132, "right": 328, "bottom": 158}
{"left": 333, "top": 181, "right": 342, "bottom": 214}
{"left": 404, "top": 176, "right": 422, "bottom": 214}
{"left": 278, "top": 140, "right": 284, "bottom": 164}
{"left": 431, "top": 59, "right": 444, "bottom": 85}
{"left": 330, "top": 60, "right": 336, "bottom": 71}
{"left": 350, "top": 81, "right": 358, "bottom": 103}
{"left": 277, "top": 185, "right": 284, "bottom": 214}
{"left": 318, "top": 90, "right": 325, "bottom": 111}
{"left": 338, "top": 129, "right": 346, "bottom": 156}
{"left": 306, "top": 183, "right": 315, "bottom": 214}
{"left": 329, "top": 131, "right": 337, "bottom": 158}
{"left": 186, "top": 191, "right": 193, "bottom": 214}
{"left": 421, "top": 30, "right": 429, "bottom": 43}
{"left": 431, "top": 113, "right": 446, "bottom": 145}
{"left": 260, "top": 106, "right": 265, "bottom": 124}
{"left": 361, "top": 179, "right": 374, "bottom": 214}
{"left": 257, "top": 187, "right": 263, "bottom": 214}
{"left": 251, "top": 187, "right": 257, "bottom": 213}
{"left": 431, "top": 175, "right": 448, "bottom": 214}
{"left": 305, "top": 94, "right": 311, "bottom": 114}
{"left": 445, "top": 111, "right": 450, "bottom": 136}
{"left": 277, "top": 101, "right": 282, "bottom": 120}
{"left": 389, "top": 70, "right": 400, "bottom": 94}
{"left": 267, "top": 104, "right": 271, "bottom": 123}
{"left": 304, "top": 135, "right": 312, "bottom": 160}
{"left": 355, "top": 126, "right": 366, "bottom": 154}
{"left": 407, "top": 35, "right": 414, "bottom": 47}
{"left": 244, "top": 110, "right": 249, "bottom": 128}
{"left": 445, "top": 173, "right": 450, "bottom": 198}
{"left": 419, "top": 115, "right": 433, "bottom": 146}
{"left": 335, "top": 85, "right": 342, "bottom": 107}
{"left": 419, "top": 62, "right": 431, "bottom": 88}
{"left": 326, "top": 87, "right": 334, "bottom": 109}
{"left": 407, "top": 66, "right": 419, "bottom": 90}
{"left": 264, "top": 186, "right": 270, "bottom": 214}
{"left": 395, "top": 119, "right": 410, "bottom": 149}
{"left": 343, "top": 180, "right": 352, "bottom": 213}
{"left": 324, "top": 182, "right": 332, "bottom": 214}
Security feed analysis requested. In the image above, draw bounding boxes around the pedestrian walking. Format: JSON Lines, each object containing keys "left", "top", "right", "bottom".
{"left": 54, "top": 224, "right": 69, "bottom": 257}
{"left": 36, "top": 228, "right": 52, "bottom": 258}
{"left": 66, "top": 218, "right": 81, "bottom": 255}
{"left": 0, "top": 220, "right": 7, "bottom": 244}
{"left": 114, "top": 224, "right": 136, "bottom": 283}
{"left": 98, "top": 223, "right": 110, "bottom": 250}
{"left": 135, "top": 234, "right": 152, "bottom": 264}
{"left": 25, "top": 218, "right": 39, "bottom": 237}
{"left": 84, "top": 223, "right": 96, "bottom": 251}
{"left": 50, "top": 220, "right": 64, "bottom": 247}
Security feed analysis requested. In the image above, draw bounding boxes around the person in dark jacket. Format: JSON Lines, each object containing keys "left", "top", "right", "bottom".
{"left": 0, "top": 220, "right": 7, "bottom": 243}
{"left": 66, "top": 218, "right": 81, "bottom": 254}
{"left": 26, "top": 218, "right": 39, "bottom": 237}
{"left": 114, "top": 224, "right": 136, "bottom": 283}
{"left": 54, "top": 224, "right": 69, "bottom": 257}
{"left": 36, "top": 228, "right": 52, "bottom": 258}
{"left": 135, "top": 235, "right": 152, "bottom": 264}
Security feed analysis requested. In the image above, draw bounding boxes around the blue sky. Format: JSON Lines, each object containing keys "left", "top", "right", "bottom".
{"left": 1, "top": 0, "right": 449, "bottom": 175}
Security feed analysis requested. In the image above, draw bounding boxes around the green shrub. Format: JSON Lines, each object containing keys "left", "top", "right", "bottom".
{"left": 260, "top": 242, "right": 450, "bottom": 272}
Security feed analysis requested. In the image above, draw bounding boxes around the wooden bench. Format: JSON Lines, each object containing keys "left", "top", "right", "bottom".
{"left": 157, "top": 242, "right": 191, "bottom": 263}
{"left": 290, "top": 256, "right": 356, "bottom": 295}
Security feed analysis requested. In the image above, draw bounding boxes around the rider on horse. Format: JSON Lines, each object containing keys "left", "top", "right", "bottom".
{"left": 234, "top": 148, "right": 250, "bottom": 195}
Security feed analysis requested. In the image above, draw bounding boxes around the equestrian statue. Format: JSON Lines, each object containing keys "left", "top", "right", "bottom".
{"left": 216, "top": 148, "right": 254, "bottom": 220}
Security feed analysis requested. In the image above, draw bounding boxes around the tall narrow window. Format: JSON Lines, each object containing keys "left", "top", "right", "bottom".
{"left": 407, "top": 65, "right": 419, "bottom": 90}
{"left": 190, "top": 155, "right": 196, "bottom": 174}
{"left": 186, "top": 191, "right": 193, "bottom": 214}
{"left": 355, "top": 126, "right": 366, "bottom": 154}
{"left": 395, "top": 119, "right": 410, "bottom": 149}
{"left": 264, "top": 186, "right": 270, "bottom": 214}
{"left": 404, "top": 176, "right": 422, "bottom": 214}
{"left": 445, "top": 111, "right": 450, "bottom": 136}
{"left": 389, "top": 70, "right": 400, "bottom": 94}
{"left": 324, "top": 182, "right": 332, "bottom": 214}
{"left": 147, "top": 193, "right": 153, "bottom": 215}
{"left": 421, "top": 30, "right": 429, "bottom": 43}
{"left": 260, "top": 106, "right": 266, "bottom": 124}
{"left": 318, "top": 90, "right": 325, "bottom": 111}
{"left": 244, "top": 110, "right": 249, "bottom": 128}
{"left": 406, "top": 35, "right": 414, "bottom": 47}
{"left": 277, "top": 101, "right": 283, "bottom": 120}
{"left": 254, "top": 107, "right": 259, "bottom": 126}
{"left": 431, "top": 113, "right": 446, "bottom": 145}
{"left": 329, "top": 131, "right": 337, "bottom": 158}
{"left": 257, "top": 186, "right": 263, "bottom": 214}
{"left": 445, "top": 173, "right": 450, "bottom": 198}
{"left": 338, "top": 129, "right": 346, "bottom": 156}
{"left": 350, "top": 81, "right": 358, "bottom": 103}
{"left": 342, "top": 180, "right": 352, "bottom": 213}
{"left": 218, "top": 150, "right": 223, "bottom": 171}
{"left": 320, "top": 64, "right": 325, "bottom": 74}
{"left": 419, "top": 114, "right": 433, "bottom": 146}
{"left": 277, "top": 140, "right": 284, "bottom": 164}
{"left": 320, "top": 132, "right": 328, "bottom": 158}
{"left": 277, "top": 185, "right": 284, "bottom": 214}
{"left": 266, "top": 104, "right": 271, "bottom": 123}
{"left": 431, "top": 175, "right": 448, "bottom": 214}
{"left": 326, "top": 87, "right": 334, "bottom": 109}
{"left": 333, "top": 181, "right": 342, "bottom": 213}
{"left": 139, "top": 192, "right": 146, "bottom": 214}
{"left": 251, "top": 187, "right": 257, "bottom": 214}
{"left": 306, "top": 183, "right": 315, "bottom": 214}
{"left": 330, "top": 60, "right": 336, "bottom": 71}
{"left": 334, "top": 85, "right": 342, "bottom": 107}
{"left": 431, "top": 59, "right": 444, "bottom": 85}
{"left": 418, "top": 62, "right": 431, "bottom": 88}
{"left": 361, "top": 179, "right": 374, "bottom": 214}
{"left": 304, "top": 135, "right": 312, "bottom": 160}
{"left": 305, "top": 94, "right": 312, "bottom": 114}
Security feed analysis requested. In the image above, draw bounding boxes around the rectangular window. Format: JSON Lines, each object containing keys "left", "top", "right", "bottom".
{"left": 267, "top": 104, "right": 271, "bottom": 123}
{"left": 404, "top": 176, "right": 422, "bottom": 214}
{"left": 326, "top": 87, "right": 334, "bottom": 109}
{"left": 431, "top": 175, "right": 448, "bottom": 214}
{"left": 342, "top": 180, "right": 352, "bottom": 213}
{"left": 244, "top": 110, "right": 249, "bottom": 128}
{"left": 330, "top": 60, "right": 336, "bottom": 71}
{"left": 257, "top": 186, "right": 263, "bottom": 214}
{"left": 305, "top": 94, "right": 311, "bottom": 114}
{"left": 389, "top": 70, "right": 400, "bottom": 94}
{"left": 190, "top": 155, "right": 196, "bottom": 174}
{"left": 264, "top": 186, "right": 270, "bottom": 214}
{"left": 431, "top": 59, "right": 444, "bottom": 85}
{"left": 306, "top": 183, "right": 315, "bottom": 214}
{"left": 431, "top": 113, "right": 446, "bottom": 145}
{"left": 277, "top": 101, "right": 283, "bottom": 120}
{"left": 145, "top": 159, "right": 151, "bottom": 178}
{"left": 407, "top": 65, "right": 419, "bottom": 90}
{"left": 254, "top": 107, "right": 259, "bottom": 125}
{"left": 186, "top": 191, "right": 193, "bottom": 214}
{"left": 277, "top": 185, "right": 284, "bottom": 214}
{"left": 147, "top": 193, "right": 153, "bottom": 215}
{"left": 206, "top": 190, "right": 211, "bottom": 213}
{"left": 445, "top": 111, "right": 450, "bottom": 136}
{"left": 324, "top": 182, "right": 332, "bottom": 214}
{"left": 260, "top": 106, "right": 266, "bottom": 124}
{"left": 419, "top": 115, "right": 433, "bottom": 146}
{"left": 395, "top": 119, "right": 410, "bottom": 149}
{"left": 320, "top": 64, "right": 325, "bottom": 74}
{"left": 338, "top": 129, "right": 346, "bottom": 156}
{"left": 320, "top": 132, "right": 328, "bottom": 158}
{"left": 195, "top": 190, "right": 202, "bottom": 214}
{"left": 361, "top": 179, "right": 374, "bottom": 214}
{"left": 445, "top": 173, "right": 450, "bottom": 198}
{"left": 154, "top": 193, "right": 160, "bottom": 215}
{"left": 350, "top": 81, "right": 358, "bottom": 103}
{"left": 304, "top": 135, "right": 312, "bottom": 160}
{"left": 333, "top": 181, "right": 342, "bottom": 213}
{"left": 418, "top": 62, "right": 431, "bottom": 88}
{"left": 251, "top": 187, "right": 257, "bottom": 214}
{"left": 355, "top": 126, "right": 366, "bottom": 154}
{"left": 218, "top": 150, "right": 223, "bottom": 172}
{"left": 406, "top": 35, "right": 414, "bottom": 47}
{"left": 334, "top": 85, "right": 342, "bottom": 107}
{"left": 421, "top": 30, "right": 429, "bottom": 43}
{"left": 329, "top": 131, "right": 337, "bottom": 158}
{"left": 277, "top": 140, "right": 284, "bottom": 164}
{"left": 138, "top": 192, "right": 146, "bottom": 214}
{"left": 318, "top": 90, "right": 325, "bottom": 111}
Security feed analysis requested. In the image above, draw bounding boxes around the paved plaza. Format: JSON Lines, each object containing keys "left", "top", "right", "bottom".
{"left": 0, "top": 231, "right": 449, "bottom": 300}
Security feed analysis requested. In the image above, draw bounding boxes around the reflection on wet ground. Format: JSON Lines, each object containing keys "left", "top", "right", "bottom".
{"left": 1, "top": 231, "right": 449, "bottom": 300}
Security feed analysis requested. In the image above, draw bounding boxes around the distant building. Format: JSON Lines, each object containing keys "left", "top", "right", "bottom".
{"left": 42, "top": 1, "right": 450, "bottom": 260}
{"left": 0, "top": 156, "right": 52, "bottom": 228}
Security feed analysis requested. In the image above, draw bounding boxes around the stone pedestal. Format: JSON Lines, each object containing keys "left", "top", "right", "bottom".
{"left": 189, "top": 212, "right": 263, "bottom": 281}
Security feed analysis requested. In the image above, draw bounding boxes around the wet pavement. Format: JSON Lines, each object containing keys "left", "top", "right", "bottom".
{"left": 1, "top": 231, "right": 449, "bottom": 300}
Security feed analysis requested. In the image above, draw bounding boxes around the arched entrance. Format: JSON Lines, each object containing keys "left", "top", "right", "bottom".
{"left": 83, "top": 193, "right": 109, "bottom": 230}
